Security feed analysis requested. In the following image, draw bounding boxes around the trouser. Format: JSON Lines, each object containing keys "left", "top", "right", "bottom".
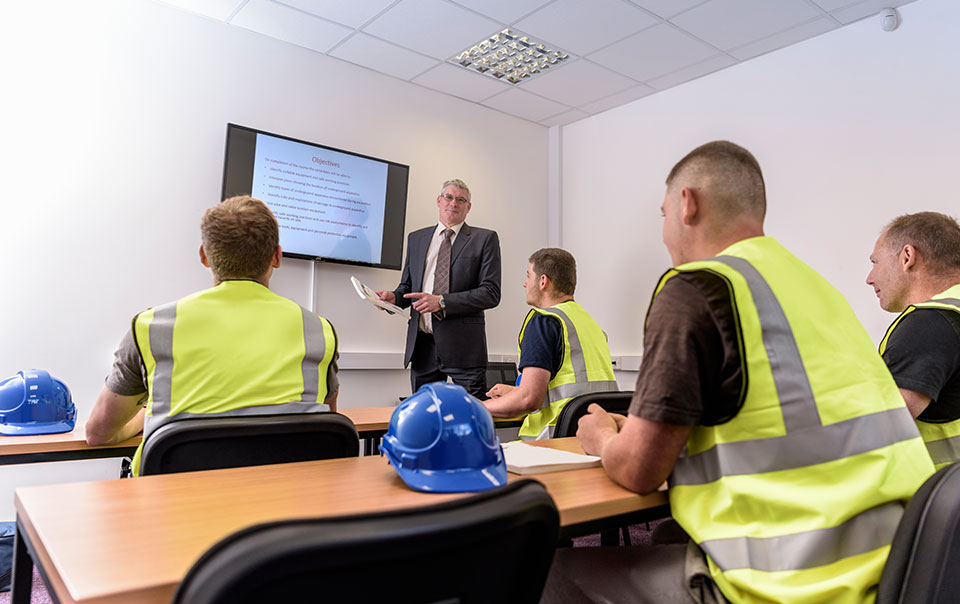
{"left": 540, "top": 541, "right": 728, "bottom": 604}
{"left": 410, "top": 331, "right": 486, "bottom": 400}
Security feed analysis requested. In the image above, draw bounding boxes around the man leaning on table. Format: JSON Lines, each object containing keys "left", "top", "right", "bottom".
{"left": 86, "top": 196, "right": 339, "bottom": 474}
{"left": 540, "top": 141, "right": 933, "bottom": 604}
{"left": 867, "top": 211, "right": 960, "bottom": 469}
{"left": 483, "top": 247, "right": 617, "bottom": 439}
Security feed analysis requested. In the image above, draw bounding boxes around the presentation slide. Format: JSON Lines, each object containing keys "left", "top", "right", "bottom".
{"left": 250, "top": 133, "right": 388, "bottom": 264}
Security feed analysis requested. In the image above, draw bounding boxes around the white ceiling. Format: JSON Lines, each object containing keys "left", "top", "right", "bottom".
{"left": 157, "top": 0, "right": 919, "bottom": 126}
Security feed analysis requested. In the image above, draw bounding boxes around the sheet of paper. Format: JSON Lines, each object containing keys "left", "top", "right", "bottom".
{"left": 502, "top": 441, "right": 602, "bottom": 475}
{"left": 350, "top": 276, "right": 407, "bottom": 317}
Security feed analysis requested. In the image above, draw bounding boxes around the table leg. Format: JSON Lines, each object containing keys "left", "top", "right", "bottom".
{"left": 11, "top": 518, "right": 33, "bottom": 604}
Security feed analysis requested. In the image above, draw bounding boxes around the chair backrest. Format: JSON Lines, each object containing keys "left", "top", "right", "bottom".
{"left": 486, "top": 361, "right": 519, "bottom": 392}
{"left": 139, "top": 412, "right": 359, "bottom": 476}
{"left": 877, "top": 462, "right": 960, "bottom": 604}
{"left": 553, "top": 391, "right": 633, "bottom": 438}
{"left": 173, "top": 479, "right": 560, "bottom": 604}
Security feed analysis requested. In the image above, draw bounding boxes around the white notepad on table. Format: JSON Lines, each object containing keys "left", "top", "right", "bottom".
{"left": 502, "top": 441, "right": 601, "bottom": 475}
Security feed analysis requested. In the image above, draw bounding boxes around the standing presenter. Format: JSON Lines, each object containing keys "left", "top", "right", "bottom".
{"left": 376, "top": 179, "right": 501, "bottom": 399}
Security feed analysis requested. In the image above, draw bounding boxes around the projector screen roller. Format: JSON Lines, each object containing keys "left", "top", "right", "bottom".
{"left": 221, "top": 124, "right": 409, "bottom": 270}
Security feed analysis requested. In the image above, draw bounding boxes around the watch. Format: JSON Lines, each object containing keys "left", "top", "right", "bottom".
{"left": 438, "top": 296, "right": 446, "bottom": 310}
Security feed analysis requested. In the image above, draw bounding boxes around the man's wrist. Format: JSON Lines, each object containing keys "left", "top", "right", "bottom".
{"left": 438, "top": 295, "right": 446, "bottom": 310}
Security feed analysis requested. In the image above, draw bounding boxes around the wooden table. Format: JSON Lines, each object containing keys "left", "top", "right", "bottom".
{"left": 0, "top": 408, "right": 524, "bottom": 463}
{"left": 12, "top": 438, "right": 669, "bottom": 604}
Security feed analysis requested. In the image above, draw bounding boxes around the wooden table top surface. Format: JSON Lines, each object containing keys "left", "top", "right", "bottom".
{"left": 15, "top": 437, "right": 667, "bottom": 604}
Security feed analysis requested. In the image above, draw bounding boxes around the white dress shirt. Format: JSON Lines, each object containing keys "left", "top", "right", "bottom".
{"left": 420, "top": 221, "right": 464, "bottom": 334}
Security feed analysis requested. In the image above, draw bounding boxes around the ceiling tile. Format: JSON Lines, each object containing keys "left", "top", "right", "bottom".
{"left": 578, "top": 84, "right": 656, "bottom": 114}
{"left": 539, "top": 109, "right": 589, "bottom": 127}
{"left": 231, "top": 0, "right": 353, "bottom": 53}
{"left": 519, "top": 60, "right": 636, "bottom": 107}
{"left": 362, "top": 0, "right": 501, "bottom": 59}
{"left": 831, "top": 0, "right": 916, "bottom": 25}
{"left": 330, "top": 33, "right": 440, "bottom": 80}
{"left": 412, "top": 63, "right": 513, "bottom": 102}
{"left": 588, "top": 23, "right": 718, "bottom": 82}
{"left": 809, "top": 0, "right": 858, "bottom": 10}
{"left": 628, "top": 0, "right": 708, "bottom": 19}
{"left": 729, "top": 16, "right": 837, "bottom": 61}
{"left": 514, "top": 0, "right": 660, "bottom": 56}
{"left": 645, "top": 53, "right": 736, "bottom": 90}
{"left": 448, "top": 0, "right": 553, "bottom": 24}
{"left": 276, "top": 0, "right": 397, "bottom": 28}
{"left": 670, "top": 0, "right": 821, "bottom": 50}
{"left": 157, "top": 0, "right": 245, "bottom": 21}
{"left": 481, "top": 88, "right": 570, "bottom": 122}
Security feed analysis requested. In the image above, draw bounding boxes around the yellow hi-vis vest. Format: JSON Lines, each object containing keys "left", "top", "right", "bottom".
{"left": 516, "top": 300, "right": 617, "bottom": 439}
{"left": 654, "top": 237, "right": 933, "bottom": 604}
{"left": 131, "top": 280, "right": 338, "bottom": 474}
{"left": 879, "top": 283, "right": 960, "bottom": 470}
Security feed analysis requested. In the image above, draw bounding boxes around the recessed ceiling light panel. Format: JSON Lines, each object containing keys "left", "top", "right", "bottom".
{"left": 451, "top": 29, "right": 570, "bottom": 85}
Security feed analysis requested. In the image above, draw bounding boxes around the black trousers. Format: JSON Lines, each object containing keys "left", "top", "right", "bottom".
{"left": 410, "top": 331, "right": 486, "bottom": 400}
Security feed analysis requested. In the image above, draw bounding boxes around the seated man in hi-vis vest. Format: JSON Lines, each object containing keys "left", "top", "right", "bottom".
{"left": 541, "top": 141, "right": 933, "bottom": 604}
{"left": 483, "top": 247, "right": 617, "bottom": 440}
{"left": 86, "top": 196, "right": 339, "bottom": 474}
{"left": 867, "top": 211, "right": 960, "bottom": 469}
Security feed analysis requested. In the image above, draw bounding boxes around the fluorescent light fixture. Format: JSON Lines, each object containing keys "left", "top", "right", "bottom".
{"left": 452, "top": 29, "right": 570, "bottom": 85}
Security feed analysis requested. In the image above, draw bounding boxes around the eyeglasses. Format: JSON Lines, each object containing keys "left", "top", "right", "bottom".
{"left": 440, "top": 193, "right": 469, "bottom": 204}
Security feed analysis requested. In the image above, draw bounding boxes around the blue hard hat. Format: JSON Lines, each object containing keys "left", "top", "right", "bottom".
{"left": 380, "top": 382, "right": 508, "bottom": 493}
{"left": 0, "top": 370, "right": 77, "bottom": 436}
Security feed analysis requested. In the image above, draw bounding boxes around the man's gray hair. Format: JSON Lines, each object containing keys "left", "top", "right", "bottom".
{"left": 441, "top": 179, "right": 471, "bottom": 202}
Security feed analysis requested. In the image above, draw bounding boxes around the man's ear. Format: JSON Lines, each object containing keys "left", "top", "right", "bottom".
{"left": 899, "top": 244, "right": 918, "bottom": 272}
{"left": 272, "top": 245, "right": 282, "bottom": 268}
{"left": 679, "top": 186, "right": 699, "bottom": 226}
{"left": 539, "top": 273, "right": 549, "bottom": 292}
{"left": 199, "top": 244, "right": 211, "bottom": 268}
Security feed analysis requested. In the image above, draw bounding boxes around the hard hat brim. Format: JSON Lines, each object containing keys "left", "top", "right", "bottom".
{"left": 384, "top": 453, "right": 509, "bottom": 493}
{"left": 0, "top": 419, "right": 77, "bottom": 436}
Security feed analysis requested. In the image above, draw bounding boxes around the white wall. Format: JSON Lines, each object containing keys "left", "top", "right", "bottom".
{"left": 562, "top": 0, "right": 960, "bottom": 360}
{"left": 0, "top": 0, "right": 549, "bottom": 518}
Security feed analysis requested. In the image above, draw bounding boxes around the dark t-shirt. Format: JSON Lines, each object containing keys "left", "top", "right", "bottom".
{"left": 882, "top": 308, "right": 960, "bottom": 422}
{"left": 628, "top": 271, "right": 744, "bottom": 426}
{"left": 518, "top": 313, "right": 564, "bottom": 380}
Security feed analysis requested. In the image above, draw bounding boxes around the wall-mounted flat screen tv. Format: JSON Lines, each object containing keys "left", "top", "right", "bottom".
{"left": 221, "top": 123, "right": 409, "bottom": 270}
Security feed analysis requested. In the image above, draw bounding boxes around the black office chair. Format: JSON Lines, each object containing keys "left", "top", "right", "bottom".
{"left": 486, "top": 361, "right": 519, "bottom": 392}
{"left": 553, "top": 391, "right": 633, "bottom": 439}
{"left": 554, "top": 391, "right": 634, "bottom": 546}
{"left": 877, "top": 462, "right": 960, "bottom": 604}
{"left": 139, "top": 412, "right": 359, "bottom": 476}
{"left": 172, "top": 479, "right": 559, "bottom": 604}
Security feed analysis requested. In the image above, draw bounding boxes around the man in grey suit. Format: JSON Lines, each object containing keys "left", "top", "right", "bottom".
{"left": 376, "top": 179, "right": 501, "bottom": 399}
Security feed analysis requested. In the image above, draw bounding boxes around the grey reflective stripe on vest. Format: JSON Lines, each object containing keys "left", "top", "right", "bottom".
{"left": 147, "top": 301, "right": 178, "bottom": 421}
{"left": 672, "top": 256, "right": 920, "bottom": 488}
{"left": 299, "top": 307, "right": 328, "bottom": 403}
{"left": 144, "top": 401, "right": 331, "bottom": 441}
{"left": 699, "top": 501, "right": 903, "bottom": 573}
{"left": 542, "top": 307, "right": 618, "bottom": 407}
{"left": 928, "top": 298, "right": 960, "bottom": 308}
{"left": 925, "top": 434, "right": 960, "bottom": 466}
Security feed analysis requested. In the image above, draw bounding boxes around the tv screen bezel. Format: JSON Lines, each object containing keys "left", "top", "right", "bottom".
{"left": 221, "top": 123, "right": 409, "bottom": 271}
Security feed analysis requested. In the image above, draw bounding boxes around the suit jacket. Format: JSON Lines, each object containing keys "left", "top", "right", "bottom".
{"left": 393, "top": 223, "right": 501, "bottom": 369}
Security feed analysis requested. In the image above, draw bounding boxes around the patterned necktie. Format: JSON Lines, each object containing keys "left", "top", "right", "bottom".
{"left": 432, "top": 228, "right": 454, "bottom": 321}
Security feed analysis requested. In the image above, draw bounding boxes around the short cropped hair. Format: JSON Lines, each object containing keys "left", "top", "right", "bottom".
{"left": 201, "top": 196, "right": 279, "bottom": 281}
{"left": 530, "top": 248, "right": 577, "bottom": 296}
{"left": 666, "top": 141, "right": 766, "bottom": 221}
{"left": 883, "top": 211, "right": 960, "bottom": 275}
{"left": 440, "top": 179, "right": 471, "bottom": 202}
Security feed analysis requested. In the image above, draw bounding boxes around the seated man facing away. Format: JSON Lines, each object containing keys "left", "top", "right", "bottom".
{"left": 867, "top": 211, "right": 960, "bottom": 469}
{"left": 484, "top": 248, "right": 616, "bottom": 440}
{"left": 541, "top": 141, "right": 933, "bottom": 604}
{"left": 86, "top": 196, "right": 339, "bottom": 474}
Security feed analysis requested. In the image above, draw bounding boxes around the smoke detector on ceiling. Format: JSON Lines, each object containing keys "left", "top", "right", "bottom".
{"left": 880, "top": 8, "right": 900, "bottom": 32}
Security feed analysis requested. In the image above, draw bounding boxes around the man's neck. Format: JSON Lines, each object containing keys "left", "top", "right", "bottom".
{"left": 537, "top": 294, "right": 574, "bottom": 308}
{"left": 905, "top": 274, "right": 960, "bottom": 306}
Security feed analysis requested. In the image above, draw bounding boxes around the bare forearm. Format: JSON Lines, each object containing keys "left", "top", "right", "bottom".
{"left": 484, "top": 389, "right": 541, "bottom": 417}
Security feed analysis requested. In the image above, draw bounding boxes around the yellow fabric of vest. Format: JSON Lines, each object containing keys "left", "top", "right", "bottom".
{"left": 655, "top": 237, "right": 932, "bottom": 604}
{"left": 131, "top": 280, "right": 337, "bottom": 474}
{"left": 516, "top": 301, "right": 617, "bottom": 439}
{"left": 879, "top": 283, "right": 960, "bottom": 469}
